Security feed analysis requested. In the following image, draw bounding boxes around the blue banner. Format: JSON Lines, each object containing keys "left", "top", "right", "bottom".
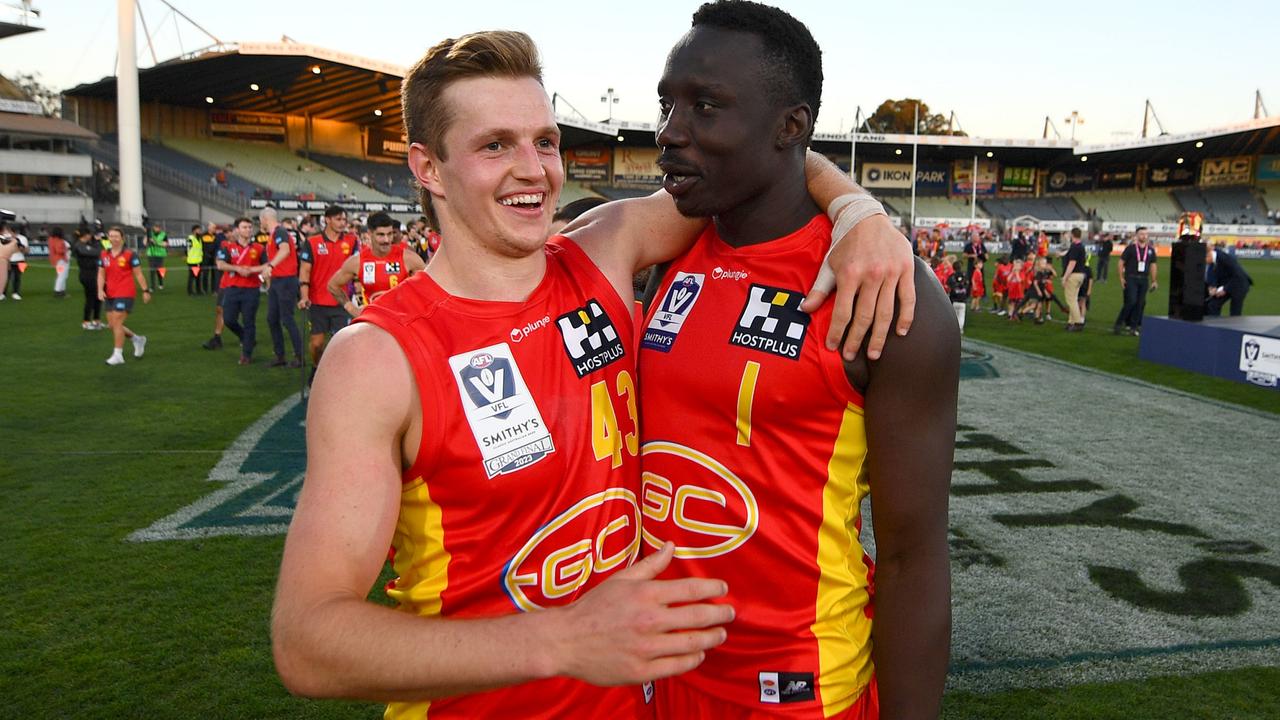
{"left": 1257, "top": 155, "right": 1280, "bottom": 182}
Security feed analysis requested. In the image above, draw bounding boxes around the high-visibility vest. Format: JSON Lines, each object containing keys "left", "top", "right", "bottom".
{"left": 186, "top": 235, "right": 203, "bottom": 265}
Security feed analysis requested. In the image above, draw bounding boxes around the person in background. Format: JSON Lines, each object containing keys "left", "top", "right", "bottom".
{"left": 1113, "top": 226, "right": 1157, "bottom": 336}
{"left": 71, "top": 229, "right": 104, "bottom": 329}
{"left": 48, "top": 227, "right": 70, "bottom": 298}
{"left": 216, "top": 217, "right": 271, "bottom": 365}
{"left": 186, "top": 224, "right": 204, "bottom": 295}
{"left": 969, "top": 258, "right": 985, "bottom": 314}
{"left": 200, "top": 221, "right": 221, "bottom": 294}
{"left": 1060, "top": 227, "right": 1088, "bottom": 331}
{"left": 947, "top": 258, "right": 970, "bottom": 332}
{"left": 261, "top": 210, "right": 306, "bottom": 368}
{"left": 991, "top": 255, "right": 1010, "bottom": 315}
{"left": 1096, "top": 233, "right": 1113, "bottom": 282}
{"left": 1204, "top": 244, "right": 1253, "bottom": 316}
{"left": 97, "top": 226, "right": 150, "bottom": 365}
{"left": 1, "top": 222, "right": 29, "bottom": 300}
{"left": 145, "top": 223, "right": 169, "bottom": 291}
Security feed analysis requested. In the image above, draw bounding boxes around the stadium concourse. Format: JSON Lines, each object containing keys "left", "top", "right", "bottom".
{"left": 3, "top": 30, "right": 1280, "bottom": 720}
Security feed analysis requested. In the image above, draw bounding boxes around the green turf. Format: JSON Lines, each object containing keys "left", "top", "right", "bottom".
{"left": 1, "top": 255, "right": 1277, "bottom": 718}
{"left": 960, "top": 256, "right": 1280, "bottom": 415}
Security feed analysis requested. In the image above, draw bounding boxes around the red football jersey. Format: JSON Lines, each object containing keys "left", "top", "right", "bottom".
{"left": 356, "top": 243, "right": 409, "bottom": 305}
{"left": 270, "top": 226, "right": 300, "bottom": 278}
{"left": 301, "top": 232, "right": 356, "bottom": 306}
{"left": 98, "top": 249, "right": 140, "bottom": 298}
{"left": 639, "top": 216, "right": 875, "bottom": 717}
{"left": 353, "top": 236, "right": 651, "bottom": 719}
{"left": 217, "top": 240, "right": 267, "bottom": 288}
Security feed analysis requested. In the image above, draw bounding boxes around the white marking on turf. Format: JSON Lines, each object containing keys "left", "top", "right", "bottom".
{"left": 126, "top": 394, "right": 301, "bottom": 542}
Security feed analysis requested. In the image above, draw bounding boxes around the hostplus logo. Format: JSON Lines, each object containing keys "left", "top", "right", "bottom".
{"left": 556, "top": 299, "right": 625, "bottom": 378}
{"left": 729, "top": 284, "right": 810, "bottom": 360}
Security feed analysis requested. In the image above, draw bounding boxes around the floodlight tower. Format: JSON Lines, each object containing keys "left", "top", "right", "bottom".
{"left": 600, "top": 87, "right": 620, "bottom": 123}
{"left": 116, "top": 0, "right": 144, "bottom": 228}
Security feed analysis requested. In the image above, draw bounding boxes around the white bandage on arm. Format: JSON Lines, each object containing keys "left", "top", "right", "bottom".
{"left": 827, "top": 191, "right": 888, "bottom": 241}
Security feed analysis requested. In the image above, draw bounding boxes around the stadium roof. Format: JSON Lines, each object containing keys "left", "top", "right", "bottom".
{"left": 0, "top": 112, "right": 97, "bottom": 140}
{"left": 0, "top": 20, "right": 40, "bottom": 40}
{"left": 65, "top": 41, "right": 405, "bottom": 129}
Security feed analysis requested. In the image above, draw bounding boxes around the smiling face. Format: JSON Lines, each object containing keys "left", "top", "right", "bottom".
{"left": 410, "top": 75, "right": 562, "bottom": 259}
{"left": 655, "top": 27, "right": 791, "bottom": 219}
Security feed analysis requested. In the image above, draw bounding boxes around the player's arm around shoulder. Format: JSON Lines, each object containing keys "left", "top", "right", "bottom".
{"left": 563, "top": 191, "right": 706, "bottom": 301}
{"left": 849, "top": 257, "right": 957, "bottom": 720}
{"left": 273, "top": 325, "right": 734, "bottom": 701}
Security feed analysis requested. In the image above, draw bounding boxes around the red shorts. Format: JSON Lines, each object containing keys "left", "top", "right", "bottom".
{"left": 655, "top": 675, "right": 877, "bottom": 720}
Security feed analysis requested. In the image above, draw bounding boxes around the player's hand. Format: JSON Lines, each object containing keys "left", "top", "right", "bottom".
{"left": 801, "top": 213, "right": 916, "bottom": 361}
{"left": 298, "top": 297, "right": 311, "bottom": 310}
{"left": 97, "top": 290, "right": 106, "bottom": 301}
{"left": 542, "top": 542, "right": 733, "bottom": 686}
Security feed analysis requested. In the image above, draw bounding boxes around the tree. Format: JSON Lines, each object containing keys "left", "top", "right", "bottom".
{"left": 11, "top": 73, "right": 60, "bottom": 117}
{"left": 859, "top": 98, "right": 965, "bottom": 136}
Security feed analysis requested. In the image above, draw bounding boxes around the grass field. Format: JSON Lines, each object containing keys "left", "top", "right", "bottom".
{"left": 1, "top": 255, "right": 1277, "bottom": 719}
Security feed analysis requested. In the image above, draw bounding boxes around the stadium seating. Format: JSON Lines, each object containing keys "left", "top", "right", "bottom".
{"left": 880, "top": 195, "right": 985, "bottom": 219}
{"left": 1173, "top": 186, "right": 1269, "bottom": 224}
{"left": 161, "top": 137, "right": 402, "bottom": 203}
{"left": 1070, "top": 190, "right": 1181, "bottom": 222}
{"left": 981, "top": 197, "right": 1084, "bottom": 221}
{"left": 308, "top": 152, "right": 416, "bottom": 200}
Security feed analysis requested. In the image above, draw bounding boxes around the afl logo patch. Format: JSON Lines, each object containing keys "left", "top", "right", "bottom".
{"left": 449, "top": 343, "right": 555, "bottom": 479}
{"left": 641, "top": 272, "right": 703, "bottom": 353}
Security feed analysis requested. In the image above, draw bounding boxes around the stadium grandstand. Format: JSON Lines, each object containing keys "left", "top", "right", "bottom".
{"left": 54, "top": 36, "right": 1280, "bottom": 250}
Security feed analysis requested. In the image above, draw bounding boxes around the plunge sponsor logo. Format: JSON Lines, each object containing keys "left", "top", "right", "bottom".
{"left": 510, "top": 315, "right": 551, "bottom": 344}
{"left": 729, "top": 284, "right": 810, "bottom": 360}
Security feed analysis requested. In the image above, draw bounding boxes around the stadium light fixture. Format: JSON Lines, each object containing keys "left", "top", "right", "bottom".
{"left": 205, "top": 96, "right": 213, "bottom": 104}
{"left": 1177, "top": 157, "right": 1184, "bottom": 164}
{"left": 374, "top": 109, "right": 383, "bottom": 117}
{"left": 311, "top": 65, "right": 322, "bottom": 75}
{"left": 985, "top": 151, "right": 993, "bottom": 158}
{"left": 894, "top": 148, "right": 902, "bottom": 155}
{"left": 1195, "top": 141, "right": 1204, "bottom": 148}
{"left": 617, "top": 135, "right": 625, "bottom": 142}
{"left": 250, "top": 83, "right": 259, "bottom": 91}
{"left": 1080, "top": 155, "right": 1088, "bottom": 162}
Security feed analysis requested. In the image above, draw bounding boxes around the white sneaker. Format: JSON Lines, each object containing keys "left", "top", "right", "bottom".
{"left": 132, "top": 334, "right": 147, "bottom": 358}
{"left": 0, "top": 294, "right": 6, "bottom": 300}
{"left": 106, "top": 354, "right": 125, "bottom": 366}
{"left": 93, "top": 321, "right": 105, "bottom": 330}
{"left": 10, "top": 293, "right": 20, "bottom": 300}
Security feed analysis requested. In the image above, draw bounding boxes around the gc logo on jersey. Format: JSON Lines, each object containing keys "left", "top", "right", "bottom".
{"left": 729, "top": 284, "right": 810, "bottom": 360}
{"left": 641, "top": 272, "right": 704, "bottom": 353}
{"left": 449, "top": 343, "right": 555, "bottom": 478}
{"left": 557, "top": 299, "right": 625, "bottom": 378}
{"left": 504, "top": 488, "right": 641, "bottom": 611}
{"left": 640, "top": 441, "right": 759, "bottom": 559}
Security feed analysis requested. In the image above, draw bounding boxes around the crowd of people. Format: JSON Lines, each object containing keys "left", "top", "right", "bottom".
{"left": 8, "top": 207, "right": 442, "bottom": 371}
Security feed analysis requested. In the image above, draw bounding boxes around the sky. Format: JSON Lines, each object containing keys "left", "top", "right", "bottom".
{"left": 3, "top": 0, "right": 1277, "bottom": 144}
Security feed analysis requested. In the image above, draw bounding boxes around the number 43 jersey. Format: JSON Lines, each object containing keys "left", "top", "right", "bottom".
{"left": 353, "top": 236, "right": 651, "bottom": 719}
{"left": 638, "top": 216, "right": 876, "bottom": 718}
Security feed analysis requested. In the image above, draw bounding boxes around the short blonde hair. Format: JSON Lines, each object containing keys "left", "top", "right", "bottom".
{"left": 402, "top": 30, "right": 543, "bottom": 226}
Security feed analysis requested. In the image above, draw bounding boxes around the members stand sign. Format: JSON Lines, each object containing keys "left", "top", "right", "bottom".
{"left": 210, "top": 111, "right": 286, "bottom": 141}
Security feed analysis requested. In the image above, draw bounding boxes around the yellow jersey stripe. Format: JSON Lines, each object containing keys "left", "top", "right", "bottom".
{"left": 812, "top": 403, "right": 875, "bottom": 716}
